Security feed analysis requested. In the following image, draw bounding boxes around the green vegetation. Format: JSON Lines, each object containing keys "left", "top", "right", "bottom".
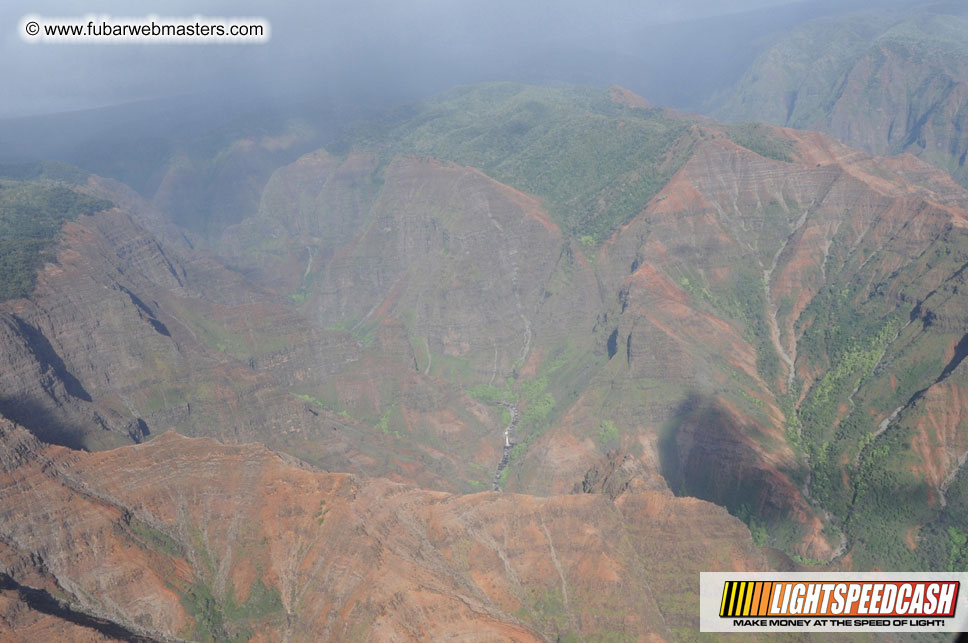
{"left": 349, "top": 319, "right": 379, "bottom": 349}
{"left": 879, "top": 12, "right": 968, "bottom": 59}
{"left": 292, "top": 391, "right": 344, "bottom": 415}
{"left": 333, "top": 83, "right": 694, "bottom": 243}
{"left": 937, "top": 468, "right": 968, "bottom": 571}
{"left": 319, "top": 82, "right": 968, "bottom": 576}
{"left": 176, "top": 519, "right": 284, "bottom": 641}
{"left": 375, "top": 406, "right": 392, "bottom": 434}
{"left": 224, "top": 576, "right": 284, "bottom": 624}
{"left": 0, "top": 178, "right": 112, "bottom": 300}
{"left": 597, "top": 419, "right": 620, "bottom": 449}
{"left": 840, "top": 425, "right": 930, "bottom": 570}
{"left": 427, "top": 352, "right": 476, "bottom": 383}
{"left": 498, "top": 465, "right": 510, "bottom": 488}
{"left": 512, "top": 373, "right": 557, "bottom": 455}
{"left": 180, "top": 580, "right": 231, "bottom": 642}
{"left": 947, "top": 527, "right": 968, "bottom": 572}
{"left": 769, "top": 215, "right": 968, "bottom": 571}
{"left": 180, "top": 575, "right": 283, "bottom": 643}
{"left": 467, "top": 383, "right": 513, "bottom": 404}
{"left": 677, "top": 264, "right": 781, "bottom": 390}
{"left": 189, "top": 525, "right": 217, "bottom": 577}
{"left": 726, "top": 123, "right": 795, "bottom": 162}
{"left": 313, "top": 499, "right": 330, "bottom": 525}
{"left": 497, "top": 342, "right": 606, "bottom": 490}
{"left": 799, "top": 317, "right": 900, "bottom": 444}
{"left": 167, "top": 301, "right": 292, "bottom": 361}
{"left": 715, "top": 5, "right": 968, "bottom": 187}
{"left": 127, "top": 517, "right": 184, "bottom": 558}
{"left": 514, "top": 586, "right": 573, "bottom": 637}
{"left": 287, "top": 287, "right": 312, "bottom": 305}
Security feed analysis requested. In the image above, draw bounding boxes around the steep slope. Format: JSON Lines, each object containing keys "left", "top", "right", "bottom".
{"left": 0, "top": 95, "right": 370, "bottom": 244}
{"left": 589, "top": 124, "right": 968, "bottom": 567}
{"left": 0, "top": 170, "right": 513, "bottom": 493}
{"left": 0, "top": 177, "right": 339, "bottom": 450}
{"left": 713, "top": 4, "right": 968, "bottom": 188}
{"left": 0, "top": 417, "right": 771, "bottom": 641}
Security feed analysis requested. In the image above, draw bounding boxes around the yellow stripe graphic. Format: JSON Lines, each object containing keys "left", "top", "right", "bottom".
{"left": 721, "top": 581, "right": 780, "bottom": 617}
{"left": 719, "top": 581, "right": 781, "bottom": 617}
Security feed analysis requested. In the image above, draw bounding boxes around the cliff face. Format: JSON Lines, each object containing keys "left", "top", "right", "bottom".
{"left": 0, "top": 418, "right": 769, "bottom": 641}
{"left": 0, "top": 178, "right": 503, "bottom": 491}
{"left": 224, "top": 152, "right": 575, "bottom": 384}
{"left": 0, "top": 198, "right": 344, "bottom": 450}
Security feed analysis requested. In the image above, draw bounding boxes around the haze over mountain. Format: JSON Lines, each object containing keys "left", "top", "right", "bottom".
{"left": 2, "top": 1, "right": 968, "bottom": 641}
{"left": 713, "top": 1, "right": 968, "bottom": 187}
{"left": 0, "top": 1, "right": 917, "bottom": 170}
{"left": 0, "top": 0, "right": 817, "bottom": 119}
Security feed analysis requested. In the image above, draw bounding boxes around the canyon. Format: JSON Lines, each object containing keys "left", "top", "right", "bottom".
{"left": 1, "top": 81, "right": 967, "bottom": 639}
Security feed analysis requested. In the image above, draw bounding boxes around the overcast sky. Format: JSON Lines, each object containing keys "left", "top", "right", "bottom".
{"left": 1, "top": 0, "right": 808, "bottom": 118}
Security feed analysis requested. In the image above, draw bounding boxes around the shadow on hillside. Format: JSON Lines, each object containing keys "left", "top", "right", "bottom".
{"left": 657, "top": 391, "right": 796, "bottom": 525}
{"left": 9, "top": 315, "right": 92, "bottom": 403}
{"left": 0, "top": 572, "right": 153, "bottom": 642}
{"left": 0, "top": 396, "right": 89, "bottom": 450}
{"left": 656, "top": 391, "right": 704, "bottom": 498}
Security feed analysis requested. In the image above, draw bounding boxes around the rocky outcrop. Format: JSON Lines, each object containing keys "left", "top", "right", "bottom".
{"left": 572, "top": 449, "right": 655, "bottom": 499}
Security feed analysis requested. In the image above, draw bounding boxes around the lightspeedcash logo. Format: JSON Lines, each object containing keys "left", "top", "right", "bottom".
{"left": 719, "top": 580, "right": 957, "bottom": 618}
{"left": 700, "top": 572, "right": 968, "bottom": 632}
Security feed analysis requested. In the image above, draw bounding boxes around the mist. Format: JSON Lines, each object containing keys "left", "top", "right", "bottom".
{"left": 0, "top": 0, "right": 920, "bottom": 184}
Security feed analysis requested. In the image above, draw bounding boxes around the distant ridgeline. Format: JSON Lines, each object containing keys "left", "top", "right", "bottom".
{"left": 0, "top": 162, "right": 113, "bottom": 301}
{"left": 712, "top": 4, "right": 968, "bottom": 188}
{"left": 329, "top": 83, "right": 793, "bottom": 244}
